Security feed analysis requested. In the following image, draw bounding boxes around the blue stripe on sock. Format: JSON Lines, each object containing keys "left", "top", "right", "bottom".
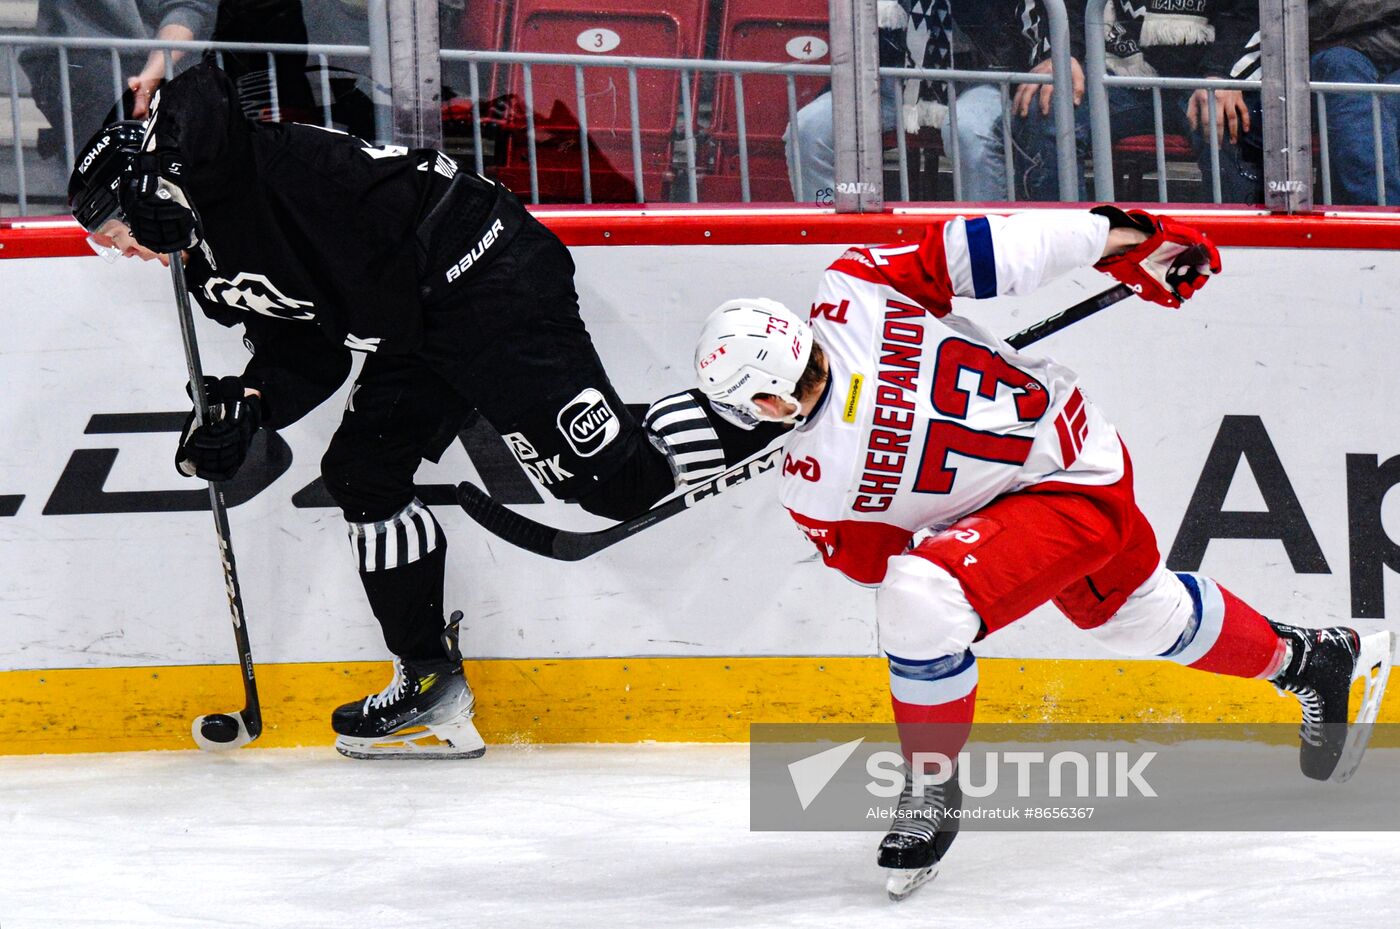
{"left": 1175, "top": 571, "right": 1203, "bottom": 621}
{"left": 965, "top": 217, "right": 997, "bottom": 299}
{"left": 1160, "top": 572, "right": 1205, "bottom": 658}
{"left": 887, "top": 650, "right": 975, "bottom": 682}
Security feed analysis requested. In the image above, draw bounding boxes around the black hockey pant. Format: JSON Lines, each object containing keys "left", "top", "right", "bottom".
{"left": 320, "top": 217, "right": 676, "bottom": 660}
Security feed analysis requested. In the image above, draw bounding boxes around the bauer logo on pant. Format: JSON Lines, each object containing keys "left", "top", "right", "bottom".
{"left": 557, "top": 388, "right": 620, "bottom": 458}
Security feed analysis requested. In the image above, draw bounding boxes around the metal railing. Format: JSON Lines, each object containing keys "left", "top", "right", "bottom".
{"left": 1312, "top": 81, "right": 1400, "bottom": 207}
{"left": 0, "top": 4, "right": 1071, "bottom": 212}
{"left": 438, "top": 47, "right": 832, "bottom": 205}
{"left": 879, "top": 65, "right": 1063, "bottom": 203}
{"left": 1092, "top": 73, "right": 1262, "bottom": 204}
{"left": 0, "top": 34, "right": 373, "bottom": 215}
{"left": 1086, "top": 0, "right": 1400, "bottom": 209}
{"left": 0, "top": 32, "right": 840, "bottom": 212}
{"left": 4, "top": 1, "right": 1396, "bottom": 214}
{"left": 878, "top": 0, "right": 1078, "bottom": 204}
{"left": 1084, "top": 0, "right": 1263, "bottom": 204}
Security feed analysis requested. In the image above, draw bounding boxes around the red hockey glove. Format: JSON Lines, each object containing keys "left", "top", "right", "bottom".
{"left": 1091, "top": 205, "right": 1221, "bottom": 308}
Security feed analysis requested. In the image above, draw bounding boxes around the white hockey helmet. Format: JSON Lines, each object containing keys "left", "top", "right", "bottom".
{"left": 694, "top": 298, "right": 814, "bottom": 424}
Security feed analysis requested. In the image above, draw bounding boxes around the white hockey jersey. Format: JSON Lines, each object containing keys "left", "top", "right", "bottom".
{"left": 781, "top": 212, "right": 1127, "bottom": 586}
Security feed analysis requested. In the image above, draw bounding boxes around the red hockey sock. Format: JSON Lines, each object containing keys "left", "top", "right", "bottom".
{"left": 1172, "top": 573, "right": 1287, "bottom": 679}
{"left": 887, "top": 650, "right": 979, "bottom": 764}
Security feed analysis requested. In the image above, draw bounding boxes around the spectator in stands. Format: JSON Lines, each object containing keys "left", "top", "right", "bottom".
{"left": 1309, "top": 0, "right": 1400, "bottom": 205}
{"left": 20, "top": 0, "right": 215, "bottom": 158}
{"left": 1016, "top": 0, "right": 1260, "bottom": 204}
{"left": 205, "top": 0, "right": 379, "bottom": 139}
{"left": 785, "top": 0, "right": 1068, "bottom": 204}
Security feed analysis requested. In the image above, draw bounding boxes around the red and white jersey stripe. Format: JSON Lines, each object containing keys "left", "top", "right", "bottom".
{"left": 780, "top": 212, "right": 1127, "bottom": 586}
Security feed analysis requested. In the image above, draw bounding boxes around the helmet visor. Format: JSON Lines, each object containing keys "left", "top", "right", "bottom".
{"left": 84, "top": 217, "right": 128, "bottom": 263}
{"left": 73, "top": 176, "right": 124, "bottom": 235}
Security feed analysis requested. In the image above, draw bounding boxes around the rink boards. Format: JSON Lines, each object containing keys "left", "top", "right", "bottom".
{"left": 2, "top": 208, "right": 1400, "bottom": 752}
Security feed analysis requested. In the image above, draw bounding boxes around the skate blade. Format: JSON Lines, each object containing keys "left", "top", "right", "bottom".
{"left": 885, "top": 863, "right": 940, "bottom": 902}
{"left": 335, "top": 717, "right": 487, "bottom": 761}
{"left": 1332, "top": 631, "right": 1394, "bottom": 783}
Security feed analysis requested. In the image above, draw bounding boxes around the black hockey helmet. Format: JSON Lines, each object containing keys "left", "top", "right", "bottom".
{"left": 67, "top": 120, "right": 146, "bottom": 233}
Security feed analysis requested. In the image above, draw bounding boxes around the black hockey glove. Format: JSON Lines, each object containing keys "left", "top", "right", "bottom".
{"left": 176, "top": 376, "right": 263, "bottom": 482}
{"left": 120, "top": 149, "right": 202, "bottom": 253}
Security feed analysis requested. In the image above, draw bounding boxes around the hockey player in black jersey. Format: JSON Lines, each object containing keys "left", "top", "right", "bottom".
{"left": 68, "top": 63, "right": 781, "bottom": 759}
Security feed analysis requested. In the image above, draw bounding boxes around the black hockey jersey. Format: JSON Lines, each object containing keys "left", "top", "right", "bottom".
{"left": 144, "top": 64, "right": 520, "bottom": 427}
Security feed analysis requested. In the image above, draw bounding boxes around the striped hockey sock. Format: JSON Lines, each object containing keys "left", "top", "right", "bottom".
{"left": 347, "top": 497, "right": 441, "bottom": 573}
{"left": 1162, "top": 573, "right": 1288, "bottom": 679}
{"left": 887, "top": 650, "right": 979, "bottom": 764}
{"left": 349, "top": 498, "right": 450, "bottom": 660}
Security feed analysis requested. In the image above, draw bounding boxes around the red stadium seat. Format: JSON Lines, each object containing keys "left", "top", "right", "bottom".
{"left": 701, "top": 0, "right": 831, "bottom": 202}
{"left": 1111, "top": 133, "right": 1194, "bottom": 202}
{"left": 491, "top": 0, "right": 710, "bottom": 203}
{"left": 1115, "top": 133, "right": 1194, "bottom": 157}
{"left": 458, "top": 1, "right": 513, "bottom": 53}
{"left": 452, "top": 0, "right": 514, "bottom": 101}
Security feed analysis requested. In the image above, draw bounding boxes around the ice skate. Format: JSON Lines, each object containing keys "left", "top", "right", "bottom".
{"left": 1269, "top": 622, "right": 1394, "bottom": 782}
{"left": 332, "top": 656, "right": 486, "bottom": 760}
{"left": 879, "top": 771, "right": 961, "bottom": 901}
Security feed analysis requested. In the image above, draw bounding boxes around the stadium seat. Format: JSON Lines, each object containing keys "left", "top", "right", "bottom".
{"left": 450, "top": 0, "right": 514, "bottom": 102}
{"left": 490, "top": 0, "right": 710, "bottom": 203}
{"left": 1111, "top": 133, "right": 1194, "bottom": 202}
{"left": 700, "top": 0, "right": 832, "bottom": 202}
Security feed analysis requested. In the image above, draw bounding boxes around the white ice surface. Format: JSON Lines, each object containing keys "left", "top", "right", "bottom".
{"left": 0, "top": 744, "right": 1396, "bottom": 929}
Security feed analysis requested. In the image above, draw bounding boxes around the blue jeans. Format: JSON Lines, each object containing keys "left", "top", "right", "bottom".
{"left": 784, "top": 82, "right": 1008, "bottom": 203}
{"left": 939, "top": 84, "right": 1011, "bottom": 202}
{"left": 1312, "top": 46, "right": 1400, "bottom": 206}
{"left": 1015, "top": 86, "right": 1258, "bottom": 204}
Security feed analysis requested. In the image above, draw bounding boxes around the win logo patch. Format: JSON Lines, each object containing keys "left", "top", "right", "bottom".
{"left": 557, "top": 388, "right": 620, "bottom": 458}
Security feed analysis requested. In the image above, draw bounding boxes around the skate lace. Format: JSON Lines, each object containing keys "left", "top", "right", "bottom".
{"left": 1277, "top": 681, "right": 1325, "bottom": 746}
{"left": 364, "top": 659, "right": 410, "bottom": 712}
{"left": 889, "top": 778, "right": 946, "bottom": 840}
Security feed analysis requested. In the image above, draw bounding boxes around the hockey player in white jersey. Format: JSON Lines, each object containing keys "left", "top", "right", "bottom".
{"left": 693, "top": 206, "right": 1394, "bottom": 900}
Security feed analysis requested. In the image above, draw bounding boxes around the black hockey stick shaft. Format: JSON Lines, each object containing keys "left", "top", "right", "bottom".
{"left": 457, "top": 282, "right": 1136, "bottom": 561}
{"left": 458, "top": 446, "right": 785, "bottom": 561}
{"left": 1004, "top": 282, "right": 1131, "bottom": 349}
{"left": 169, "top": 253, "right": 263, "bottom": 746}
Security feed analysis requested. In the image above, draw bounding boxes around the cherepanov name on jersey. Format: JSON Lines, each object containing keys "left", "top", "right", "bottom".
{"left": 446, "top": 218, "right": 506, "bottom": 282}
{"left": 854, "top": 298, "right": 925, "bottom": 513}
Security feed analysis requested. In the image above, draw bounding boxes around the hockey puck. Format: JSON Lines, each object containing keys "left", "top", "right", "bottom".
{"left": 198, "top": 713, "right": 241, "bottom": 743}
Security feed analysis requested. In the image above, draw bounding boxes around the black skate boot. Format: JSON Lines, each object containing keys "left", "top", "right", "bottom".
{"left": 1269, "top": 621, "right": 1393, "bottom": 782}
{"left": 332, "top": 655, "right": 485, "bottom": 760}
{"left": 878, "top": 770, "right": 962, "bottom": 901}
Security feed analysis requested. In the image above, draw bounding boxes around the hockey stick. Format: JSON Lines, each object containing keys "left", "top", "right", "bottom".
{"left": 457, "top": 282, "right": 1135, "bottom": 561}
{"left": 1004, "top": 282, "right": 1131, "bottom": 349}
{"left": 169, "top": 253, "right": 263, "bottom": 750}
